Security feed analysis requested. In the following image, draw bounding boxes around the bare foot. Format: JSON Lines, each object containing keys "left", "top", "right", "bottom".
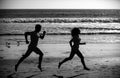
{"left": 84, "top": 67, "right": 90, "bottom": 70}
{"left": 58, "top": 62, "right": 61, "bottom": 69}
{"left": 15, "top": 64, "right": 18, "bottom": 72}
{"left": 38, "top": 66, "right": 43, "bottom": 72}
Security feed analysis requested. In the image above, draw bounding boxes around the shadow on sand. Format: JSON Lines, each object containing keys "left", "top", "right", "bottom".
{"left": 7, "top": 73, "right": 16, "bottom": 78}
{"left": 53, "top": 73, "right": 85, "bottom": 78}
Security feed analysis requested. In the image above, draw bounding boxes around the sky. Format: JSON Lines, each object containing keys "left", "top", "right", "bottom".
{"left": 0, "top": 0, "right": 120, "bottom": 9}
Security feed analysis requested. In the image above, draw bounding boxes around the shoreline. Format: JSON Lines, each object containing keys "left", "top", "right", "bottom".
{"left": 1, "top": 32, "right": 120, "bottom": 36}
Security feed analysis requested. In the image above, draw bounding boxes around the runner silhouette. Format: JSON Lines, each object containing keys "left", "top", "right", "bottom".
{"left": 15, "top": 24, "right": 46, "bottom": 72}
{"left": 58, "top": 28, "right": 90, "bottom": 70}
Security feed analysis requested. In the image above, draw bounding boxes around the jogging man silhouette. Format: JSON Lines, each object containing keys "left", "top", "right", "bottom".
{"left": 15, "top": 24, "right": 46, "bottom": 72}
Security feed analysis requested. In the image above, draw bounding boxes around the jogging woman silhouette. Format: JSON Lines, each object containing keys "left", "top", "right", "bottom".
{"left": 58, "top": 28, "right": 90, "bottom": 70}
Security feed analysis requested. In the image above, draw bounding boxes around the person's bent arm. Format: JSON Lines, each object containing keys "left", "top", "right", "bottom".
{"left": 79, "top": 38, "right": 86, "bottom": 45}
{"left": 24, "top": 32, "right": 30, "bottom": 44}
{"left": 40, "top": 31, "right": 46, "bottom": 39}
{"left": 79, "top": 42, "right": 86, "bottom": 45}
{"left": 69, "top": 39, "right": 73, "bottom": 47}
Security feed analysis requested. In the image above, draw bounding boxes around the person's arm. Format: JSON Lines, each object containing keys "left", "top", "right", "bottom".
{"left": 79, "top": 38, "right": 86, "bottom": 45}
{"left": 79, "top": 42, "right": 86, "bottom": 45}
{"left": 40, "top": 31, "right": 46, "bottom": 39}
{"left": 24, "top": 32, "right": 30, "bottom": 44}
{"left": 69, "top": 39, "right": 73, "bottom": 47}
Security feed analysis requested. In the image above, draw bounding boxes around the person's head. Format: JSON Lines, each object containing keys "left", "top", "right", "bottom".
{"left": 35, "top": 24, "right": 41, "bottom": 32}
{"left": 71, "top": 28, "right": 80, "bottom": 37}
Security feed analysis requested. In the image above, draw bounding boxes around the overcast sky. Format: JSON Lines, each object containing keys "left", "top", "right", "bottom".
{"left": 0, "top": 0, "right": 120, "bottom": 9}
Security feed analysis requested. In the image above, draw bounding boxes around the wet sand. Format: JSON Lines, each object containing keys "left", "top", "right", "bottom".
{"left": 0, "top": 43, "right": 120, "bottom": 59}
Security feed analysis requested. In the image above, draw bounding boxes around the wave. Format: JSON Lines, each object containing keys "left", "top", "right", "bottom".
{"left": 1, "top": 33, "right": 120, "bottom": 36}
{"left": 1, "top": 26, "right": 120, "bottom": 36}
{"left": 0, "top": 18, "right": 120, "bottom": 23}
{"left": 0, "top": 18, "right": 120, "bottom": 35}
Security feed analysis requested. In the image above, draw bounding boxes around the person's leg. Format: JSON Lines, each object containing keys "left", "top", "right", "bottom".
{"left": 58, "top": 50, "right": 75, "bottom": 69}
{"left": 15, "top": 47, "right": 32, "bottom": 71}
{"left": 76, "top": 50, "right": 90, "bottom": 70}
{"left": 33, "top": 47, "right": 44, "bottom": 72}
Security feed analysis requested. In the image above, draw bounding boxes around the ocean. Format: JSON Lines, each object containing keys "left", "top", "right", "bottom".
{"left": 0, "top": 9, "right": 120, "bottom": 18}
{"left": 0, "top": 9, "right": 120, "bottom": 44}
{"left": 0, "top": 9, "right": 120, "bottom": 35}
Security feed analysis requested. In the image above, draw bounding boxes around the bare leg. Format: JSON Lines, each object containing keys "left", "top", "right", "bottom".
{"left": 34, "top": 47, "right": 44, "bottom": 72}
{"left": 37, "top": 54, "right": 43, "bottom": 72}
{"left": 15, "top": 48, "right": 32, "bottom": 72}
{"left": 58, "top": 51, "right": 75, "bottom": 69}
{"left": 76, "top": 51, "right": 90, "bottom": 70}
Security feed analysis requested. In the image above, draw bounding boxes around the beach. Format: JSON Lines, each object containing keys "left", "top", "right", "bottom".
{"left": 0, "top": 9, "right": 120, "bottom": 78}
{"left": 0, "top": 53, "right": 120, "bottom": 78}
{"left": 0, "top": 40, "right": 120, "bottom": 78}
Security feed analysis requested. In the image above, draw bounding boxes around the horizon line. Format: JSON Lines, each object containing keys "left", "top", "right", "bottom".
{"left": 0, "top": 8, "right": 120, "bottom": 10}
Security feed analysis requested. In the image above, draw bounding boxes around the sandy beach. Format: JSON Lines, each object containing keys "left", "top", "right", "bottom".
{"left": 0, "top": 56, "right": 120, "bottom": 78}
{"left": 0, "top": 43, "right": 120, "bottom": 78}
